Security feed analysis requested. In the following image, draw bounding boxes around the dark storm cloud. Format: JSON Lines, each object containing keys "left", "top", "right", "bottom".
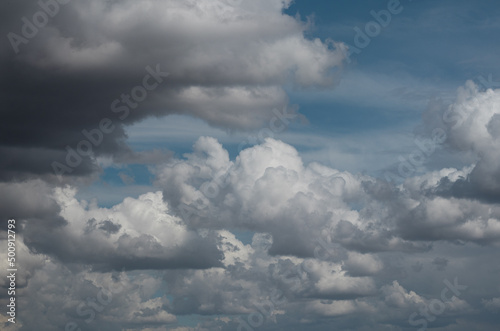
{"left": 0, "top": 44, "right": 165, "bottom": 179}
{"left": 0, "top": 179, "right": 65, "bottom": 234}
{"left": 0, "top": 0, "right": 344, "bottom": 181}
{"left": 0, "top": 146, "right": 99, "bottom": 181}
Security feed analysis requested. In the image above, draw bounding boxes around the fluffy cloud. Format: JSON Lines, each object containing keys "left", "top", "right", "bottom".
{"left": 420, "top": 81, "right": 500, "bottom": 202}
{"left": 381, "top": 280, "right": 425, "bottom": 309}
{"left": 156, "top": 137, "right": 373, "bottom": 256}
{"left": 482, "top": 297, "right": 500, "bottom": 312}
{"left": 0, "top": 185, "right": 223, "bottom": 273}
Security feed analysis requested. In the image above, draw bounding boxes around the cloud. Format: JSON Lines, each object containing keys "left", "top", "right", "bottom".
{"left": 1, "top": 261, "right": 177, "bottom": 331}
{"left": 342, "top": 251, "right": 383, "bottom": 276}
{"left": 482, "top": 297, "right": 500, "bottom": 312}
{"left": 419, "top": 81, "right": 500, "bottom": 202}
{"left": 155, "top": 136, "right": 442, "bottom": 257}
{"left": 381, "top": 280, "right": 425, "bottom": 309}
{"left": 0, "top": 0, "right": 345, "bottom": 181}
{"left": 16, "top": 188, "right": 224, "bottom": 271}
{"left": 156, "top": 136, "right": 370, "bottom": 256}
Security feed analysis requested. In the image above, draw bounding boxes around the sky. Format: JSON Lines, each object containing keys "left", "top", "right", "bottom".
{"left": 1, "top": 0, "right": 500, "bottom": 330}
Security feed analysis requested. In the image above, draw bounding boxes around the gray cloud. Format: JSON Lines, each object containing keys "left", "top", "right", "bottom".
{"left": 0, "top": 0, "right": 344, "bottom": 181}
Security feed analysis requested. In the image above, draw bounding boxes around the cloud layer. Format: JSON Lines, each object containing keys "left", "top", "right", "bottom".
{"left": 3, "top": 82, "right": 500, "bottom": 329}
